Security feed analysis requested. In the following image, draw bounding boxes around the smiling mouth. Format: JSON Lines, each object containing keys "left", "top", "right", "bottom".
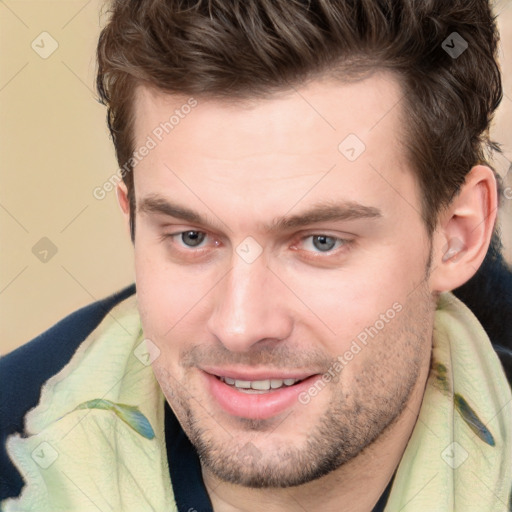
{"left": 206, "top": 371, "right": 320, "bottom": 419}
{"left": 216, "top": 375, "right": 307, "bottom": 393}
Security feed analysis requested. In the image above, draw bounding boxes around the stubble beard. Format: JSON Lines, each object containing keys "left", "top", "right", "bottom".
{"left": 153, "top": 282, "right": 434, "bottom": 489}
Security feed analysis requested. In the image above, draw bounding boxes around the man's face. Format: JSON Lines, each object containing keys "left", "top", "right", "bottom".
{"left": 130, "top": 73, "right": 435, "bottom": 487}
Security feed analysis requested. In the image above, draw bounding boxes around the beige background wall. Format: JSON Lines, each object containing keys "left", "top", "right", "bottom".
{"left": 1, "top": 0, "right": 512, "bottom": 355}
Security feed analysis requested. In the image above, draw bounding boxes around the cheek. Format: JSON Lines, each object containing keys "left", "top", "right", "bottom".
{"left": 135, "top": 243, "right": 197, "bottom": 314}
{"left": 134, "top": 242, "right": 217, "bottom": 346}
{"left": 134, "top": 242, "right": 173, "bottom": 338}
{"left": 277, "top": 245, "right": 426, "bottom": 350}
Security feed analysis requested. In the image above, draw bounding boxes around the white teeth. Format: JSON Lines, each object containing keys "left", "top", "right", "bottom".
{"left": 221, "top": 377, "right": 301, "bottom": 391}
{"left": 251, "top": 380, "right": 271, "bottom": 391}
{"left": 235, "top": 380, "right": 252, "bottom": 389}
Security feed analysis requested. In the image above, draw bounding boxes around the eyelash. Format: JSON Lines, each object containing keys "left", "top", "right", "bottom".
{"left": 159, "top": 230, "right": 354, "bottom": 260}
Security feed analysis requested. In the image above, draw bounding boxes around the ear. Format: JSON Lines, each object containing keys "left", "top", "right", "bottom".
{"left": 116, "top": 180, "right": 132, "bottom": 235}
{"left": 429, "top": 165, "right": 498, "bottom": 293}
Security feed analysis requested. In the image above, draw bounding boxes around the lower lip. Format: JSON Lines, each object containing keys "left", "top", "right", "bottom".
{"left": 204, "top": 372, "right": 319, "bottom": 420}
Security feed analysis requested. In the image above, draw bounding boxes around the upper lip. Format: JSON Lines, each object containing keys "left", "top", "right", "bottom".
{"left": 200, "top": 366, "right": 318, "bottom": 381}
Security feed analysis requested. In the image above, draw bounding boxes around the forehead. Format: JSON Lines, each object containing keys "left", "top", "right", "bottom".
{"left": 130, "top": 72, "right": 420, "bottom": 226}
{"left": 132, "top": 71, "right": 406, "bottom": 154}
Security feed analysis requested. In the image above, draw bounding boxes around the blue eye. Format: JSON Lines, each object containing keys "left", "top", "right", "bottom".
{"left": 180, "top": 231, "right": 206, "bottom": 247}
{"left": 302, "top": 235, "right": 345, "bottom": 253}
{"left": 312, "top": 235, "right": 337, "bottom": 251}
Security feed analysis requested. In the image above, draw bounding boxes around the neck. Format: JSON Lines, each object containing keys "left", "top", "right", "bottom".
{"left": 202, "top": 348, "right": 432, "bottom": 512}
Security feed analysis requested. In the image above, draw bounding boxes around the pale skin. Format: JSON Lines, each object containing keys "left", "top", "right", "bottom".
{"left": 116, "top": 72, "right": 497, "bottom": 512}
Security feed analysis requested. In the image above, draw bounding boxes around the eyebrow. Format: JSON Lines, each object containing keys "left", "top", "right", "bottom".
{"left": 268, "top": 202, "right": 382, "bottom": 232}
{"left": 138, "top": 194, "right": 382, "bottom": 232}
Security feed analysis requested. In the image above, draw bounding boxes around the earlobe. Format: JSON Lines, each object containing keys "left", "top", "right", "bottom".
{"left": 429, "top": 165, "right": 498, "bottom": 293}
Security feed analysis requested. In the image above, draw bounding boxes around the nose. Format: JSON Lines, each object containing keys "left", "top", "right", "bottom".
{"left": 206, "top": 255, "right": 294, "bottom": 352}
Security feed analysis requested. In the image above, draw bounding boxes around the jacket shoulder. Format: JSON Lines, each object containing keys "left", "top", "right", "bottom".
{"left": 453, "top": 233, "right": 512, "bottom": 387}
{"left": 0, "top": 284, "right": 136, "bottom": 500}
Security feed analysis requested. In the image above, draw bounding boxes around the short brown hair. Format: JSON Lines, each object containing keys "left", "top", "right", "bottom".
{"left": 96, "top": 0, "right": 502, "bottom": 240}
